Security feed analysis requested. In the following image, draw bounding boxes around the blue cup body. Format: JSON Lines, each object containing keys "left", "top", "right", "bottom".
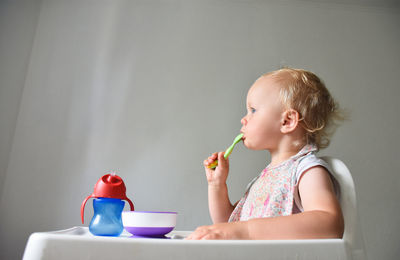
{"left": 89, "top": 197, "right": 125, "bottom": 236}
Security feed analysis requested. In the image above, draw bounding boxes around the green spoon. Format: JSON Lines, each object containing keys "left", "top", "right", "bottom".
{"left": 207, "top": 133, "right": 244, "bottom": 169}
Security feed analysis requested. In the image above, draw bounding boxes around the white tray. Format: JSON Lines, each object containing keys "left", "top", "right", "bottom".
{"left": 23, "top": 227, "right": 350, "bottom": 260}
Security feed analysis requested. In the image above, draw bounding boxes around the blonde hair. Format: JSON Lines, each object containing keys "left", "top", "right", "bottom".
{"left": 263, "top": 67, "right": 345, "bottom": 149}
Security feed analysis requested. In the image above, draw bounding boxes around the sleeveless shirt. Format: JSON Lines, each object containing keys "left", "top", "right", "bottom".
{"left": 228, "top": 144, "right": 327, "bottom": 222}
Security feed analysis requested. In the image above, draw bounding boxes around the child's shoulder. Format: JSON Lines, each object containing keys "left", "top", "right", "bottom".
{"left": 296, "top": 153, "right": 340, "bottom": 197}
{"left": 296, "top": 154, "right": 331, "bottom": 184}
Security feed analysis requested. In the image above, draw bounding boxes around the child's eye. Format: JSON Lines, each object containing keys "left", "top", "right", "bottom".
{"left": 251, "top": 107, "right": 256, "bottom": 113}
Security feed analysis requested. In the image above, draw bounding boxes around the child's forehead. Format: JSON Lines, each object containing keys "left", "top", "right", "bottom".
{"left": 247, "top": 76, "right": 282, "bottom": 103}
{"left": 250, "top": 75, "right": 282, "bottom": 93}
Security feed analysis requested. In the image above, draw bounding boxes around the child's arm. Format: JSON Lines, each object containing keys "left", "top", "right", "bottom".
{"left": 186, "top": 166, "right": 344, "bottom": 240}
{"left": 246, "top": 166, "right": 344, "bottom": 239}
{"left": 204, "top": 152, "right": 235, "bottom": 223}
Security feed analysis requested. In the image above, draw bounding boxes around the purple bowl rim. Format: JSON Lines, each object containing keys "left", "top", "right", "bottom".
{"left": 123, "top": 211, "right": 177, "bottom": 214}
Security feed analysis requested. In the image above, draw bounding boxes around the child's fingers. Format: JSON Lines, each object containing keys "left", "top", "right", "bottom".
{"left": 203, "top": 159, "right": 209, "bottom": 167}
{"left": 210, "top": 152, "right": 218, "bottom": 160}
{"left": 203, "top": 159, "right": 215, "bottom": 168}
{"left": 204, "top": 152, "right": 218, "bottom": 167}
{"left": 218, "top": 152, "right": 229, "bottom": 169}
{"left": 186, "top": 226, "right": 210, "bottom": 240}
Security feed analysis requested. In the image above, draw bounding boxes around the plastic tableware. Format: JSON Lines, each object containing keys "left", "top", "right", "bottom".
{"left": 207, "top": 133, "right": 244, "bottom": 169}
{"left": 89, "top": 197, "right": 125, "bottom": 236}
{"left": 122, "top": 211, "right": 177, "bottom": 238}
{"left": 81, "top": 172, "right": 134, "bottom": 236}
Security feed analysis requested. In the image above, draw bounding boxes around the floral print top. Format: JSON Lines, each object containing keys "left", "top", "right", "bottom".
{"left": 229, "top": 144, "right": 318, "bottom": 222}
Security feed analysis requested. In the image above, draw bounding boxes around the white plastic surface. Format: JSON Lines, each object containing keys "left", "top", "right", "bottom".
{"left": 23, "top": 157, "right": 366, "bottom": 260}
{"left": 122, "top": 211, "right": 177, "bottom": 227}
{"left": 321, "top": 157, "right": 366, "bottom": 260}
{"left": 23, "top": 227, "right": 349, "bottom": 260}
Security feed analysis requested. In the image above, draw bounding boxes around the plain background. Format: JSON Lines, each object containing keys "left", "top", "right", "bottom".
{"left": 1, "top": 0, "right": 399, "bottom": 259}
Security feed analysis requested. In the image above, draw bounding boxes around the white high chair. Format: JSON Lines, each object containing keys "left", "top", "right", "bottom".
{"left": 23, "top": 157, "right": 366, "bottom": 260}
{"left": 321, "top": 156, "right": 367, "bottom": 260}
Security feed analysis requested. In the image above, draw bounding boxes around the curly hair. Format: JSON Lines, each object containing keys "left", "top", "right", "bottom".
{"left": 263, "top": 68, "right": 345, "bottom": 149}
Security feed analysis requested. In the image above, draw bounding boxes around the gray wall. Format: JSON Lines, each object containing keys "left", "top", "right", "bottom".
{"left": 0, "top": 0, "right": 42, "bottom": 216}
{"left": 1, "top": 0, "right": 399, "bottom": 259}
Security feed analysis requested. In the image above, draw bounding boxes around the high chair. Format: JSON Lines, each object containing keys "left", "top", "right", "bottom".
{"left": 320, "top": 156, "right": 367, "bottom": 260}
{"left": 23, "top": 157, "right": 366, "bottom": 260}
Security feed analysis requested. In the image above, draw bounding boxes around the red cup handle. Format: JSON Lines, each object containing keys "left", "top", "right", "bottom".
{"left": 125, "top": 197, "right": 134, "bottom": 211}
{"left": 80, "top": 195, "right": 94, "bottom": 224}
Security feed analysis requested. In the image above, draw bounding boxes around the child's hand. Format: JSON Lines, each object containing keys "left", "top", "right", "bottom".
{"left": 185, "top": 222, "right": 248, "bottom": 240}
{"left": 203, "top": 152, "right": 229, "bottom": 187}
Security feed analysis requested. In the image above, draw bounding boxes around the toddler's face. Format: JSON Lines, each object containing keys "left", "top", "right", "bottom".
{"left": 240, "top": 76, "right": 285, "bottom": 150}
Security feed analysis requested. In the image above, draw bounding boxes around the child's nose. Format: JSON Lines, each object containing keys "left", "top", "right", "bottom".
{"left": 241, "top": 117, "right": 247, "bottom": 126}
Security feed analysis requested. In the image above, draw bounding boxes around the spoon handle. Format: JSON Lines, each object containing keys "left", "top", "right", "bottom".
{"left": 207, "top": 134, "right": 243, "bottom": 169}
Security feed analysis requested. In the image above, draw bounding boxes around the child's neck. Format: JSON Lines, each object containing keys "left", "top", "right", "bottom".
{"left": 269, "top": 140, "right": 305, "bottom": 167}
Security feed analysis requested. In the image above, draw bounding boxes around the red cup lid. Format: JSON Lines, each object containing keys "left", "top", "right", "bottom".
{"left": 93, "top": 174, "right": 126, "bottom": 198}
{"left": 81, "top": 173, "right": 134, "bottom": 223}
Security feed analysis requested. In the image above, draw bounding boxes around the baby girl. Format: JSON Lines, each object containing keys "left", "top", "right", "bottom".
{"left": 187, "top": 68, "right": 344, "bottom": 240}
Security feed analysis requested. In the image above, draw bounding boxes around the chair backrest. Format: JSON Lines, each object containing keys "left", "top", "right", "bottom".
{"left": 321, "top": 157, "right": 366, "bottom": 260}
{"left": 321, "top": 156, "right": 357, "bottom": 244}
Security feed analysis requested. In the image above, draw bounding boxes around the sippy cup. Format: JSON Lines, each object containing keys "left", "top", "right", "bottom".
{"left": 81, "top": 172, "right": 134, "bottom": 236}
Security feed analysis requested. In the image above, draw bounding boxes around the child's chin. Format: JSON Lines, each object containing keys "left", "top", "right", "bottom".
{"left": 243, "top": 141, "right": 254, "bottom": 149}
{"left": 244, "top": 141, "right": 264, "bottom": 151}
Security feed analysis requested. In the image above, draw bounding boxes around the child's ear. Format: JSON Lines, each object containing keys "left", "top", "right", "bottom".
{"left": 280, "top": 109, "right": 300, "bottom": 133}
